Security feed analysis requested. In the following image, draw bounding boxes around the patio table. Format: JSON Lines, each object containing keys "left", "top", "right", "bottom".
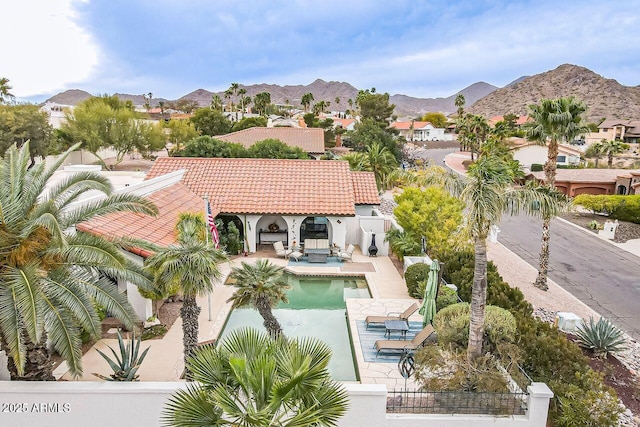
{"left": 305, "top": 248, "right": 330, "bottom": 263}
{"left": 384, "top": 320, "right": 409, "bottom": 339}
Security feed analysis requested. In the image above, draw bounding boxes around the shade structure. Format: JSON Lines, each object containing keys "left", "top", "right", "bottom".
{"left": 418, "top": 260, "right": 440, "bottom": 327}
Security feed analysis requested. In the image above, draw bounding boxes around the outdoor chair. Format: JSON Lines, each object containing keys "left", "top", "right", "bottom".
{"left": 304, "top": 239, "right": 317, "bottom": 254}
{"left": 374, "top": 324, "right": 435, "bottom": 356}
{"left": 317, "top": 239, "right": 330, "bottom": 249}
{"left": 338, "top": 244, "right": 355, "bottom": 262}
{"left": 273, "top": 241, "right": 292, "bottom": 259}
{"left": 289, "top": 251, "right": 303, "bottom": 262}
{"left": 365, "top": 303, "right": 419, "bottom": 329}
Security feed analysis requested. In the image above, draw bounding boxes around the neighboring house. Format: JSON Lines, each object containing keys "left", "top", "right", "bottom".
{"left": 331, "top": 117, "right": 356, "bottom": 132}
{"left": 390, "top": 121, "right": 447, "bottom": 141}
{"left": 487, "top": 115, "right": 531, "bottom": 128}
{"left": 214, "top": 127, "right": 325, "bottom": 158}
{"left": 585, "top": 119, "right": 640, "bottom": 145}
{"left": 77, "top": 157, "right": 382, "bottom": 320}
{"left": 40, "top": 101, "right": 72, "bottom": 129}
{"left": 528, "top": 168, "right": 640, "bottom": 196}
{"left": 509, "top": 138, "right": 582, "bottom": 169}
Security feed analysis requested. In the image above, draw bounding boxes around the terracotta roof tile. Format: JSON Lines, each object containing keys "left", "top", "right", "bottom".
{"left": 77, "top": 182, "right": 211, "bottom": 253}
{"left": 390, "top": 121, "right": 433, "bottom": 130}
{"left": 215, "top": 127, "right": 325, "bottom": 153}
{"left": 351, "top": 172, "right": 380, "bottom": 205}
{"left": 145, "top": 157, "right": 368, "bottom": 216}
{"left": 531, "top": 169, "right": 640, "bottom": 183}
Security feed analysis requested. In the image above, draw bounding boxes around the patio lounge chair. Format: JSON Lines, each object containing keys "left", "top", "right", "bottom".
{"left": 289, "top": 250, "right": 303, "bottom": 261}
{"left": 338, "top": 244, "right": 355, "bottom": 262}
{"left": 365, "top": 303, "right": 419, "bottom": 329}
{"left": 374, "top": 324, "right": 435, "bottom": 356}
{"left": 273, "top": 241, "right": 292, "bottom": 259}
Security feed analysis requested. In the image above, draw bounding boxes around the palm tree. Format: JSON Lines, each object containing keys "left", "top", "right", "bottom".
{"left": 0, "top": 77, "right": 14, "bottom": 104}
{"left": 0, "top": 142, "right": 158, "bottom": 380}
{"left": 599, "top": 139, "right": 629, "bottom": 168}
{"left": 525, "top": 97, "right": 589, "bottom": 290}
{"left": 301, "top": 92, "right": 314, "bottom": 112}
{"left": 162, "top": 328, "right": 349, "bottom": 427}
{"left": 458, "top": 153, "right": 568, "bottom": 359}
{"left": 226, "top": 259, "right": 290, "bottom": 338}
{"left": 144, "top": 213, "right": 228, "bottom": 376}
{"left": 454, "top": 93, "right": 465, "bottom": 118}
{"left": 585, "top": 140, "right": 604, "bottom": 168}
{"left": 210, "top": 94, "right": 223, "bottom": 111}
{"left": 366, "top": 143, "right": 398, "bottom": 189}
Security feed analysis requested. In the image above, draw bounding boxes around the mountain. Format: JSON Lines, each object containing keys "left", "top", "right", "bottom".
{"left": 112, "top": 93, "right": 171, "bottom": 106}
{"left": 44, "top": 89, "right": 93, "bottom": 105}
{"left": 390, "top": 82, "right": 498, "bottom": 117}
{"left": 467, "top": 64, "right": 640, "bottom": 122}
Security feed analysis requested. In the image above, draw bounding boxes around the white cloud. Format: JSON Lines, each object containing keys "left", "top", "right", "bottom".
{"left": 3, "top": 0, "right": 98, "bottom": 97}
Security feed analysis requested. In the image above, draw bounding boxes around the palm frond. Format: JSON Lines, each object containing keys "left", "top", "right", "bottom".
{"left": 61, "top": 192, "right": 158, "bottom": 229}
{"left": 0, "top": 285, "right": 26, "bottom": 376}
{"left": 43, "top": 303, "right": 83, "bottom": 378}
{"left": 4, "top": 263, "right": 45, "bottom": 345}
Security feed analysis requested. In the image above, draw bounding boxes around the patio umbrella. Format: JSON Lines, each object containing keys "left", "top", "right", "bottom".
{"left": 418, "top": 260, "right": 440, "bottom": 327}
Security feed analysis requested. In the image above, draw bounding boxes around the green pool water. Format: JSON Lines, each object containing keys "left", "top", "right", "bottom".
{"left": 220, "top": 274, "right": 370, "bottom": 381}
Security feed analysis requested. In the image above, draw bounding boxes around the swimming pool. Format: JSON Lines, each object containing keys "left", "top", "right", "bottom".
{"left": 219, "top": 274, "right": 370, "bottom": 381}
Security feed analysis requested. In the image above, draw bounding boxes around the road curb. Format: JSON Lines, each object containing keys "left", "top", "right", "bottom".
{"left": 555, "top": 216, "right": 640, "bottom": 260}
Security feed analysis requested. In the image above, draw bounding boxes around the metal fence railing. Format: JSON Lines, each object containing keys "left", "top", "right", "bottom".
{"left": 386, "top": 389, "right": 528, "bottom": 416}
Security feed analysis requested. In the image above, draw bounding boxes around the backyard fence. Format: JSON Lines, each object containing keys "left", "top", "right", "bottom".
{"left": 386, "top": 389, "right": 529, "bottom": 416}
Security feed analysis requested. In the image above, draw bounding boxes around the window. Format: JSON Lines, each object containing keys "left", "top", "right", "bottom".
{"left": 556, "top": 155, "right": 567, "bottom": 163}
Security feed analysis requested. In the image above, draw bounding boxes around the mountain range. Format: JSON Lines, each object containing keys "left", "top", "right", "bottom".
{"left": 45, "top": 64, "right": 640, "bottom": 122}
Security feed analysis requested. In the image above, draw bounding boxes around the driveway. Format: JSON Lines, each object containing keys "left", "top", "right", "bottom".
{"left": 499, "top": 214, "right": 640, "bottom": 340}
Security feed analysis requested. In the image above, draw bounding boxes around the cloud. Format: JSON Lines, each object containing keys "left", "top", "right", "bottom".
{"left": 3, "top": 0, "right": 99, "bottom": 97}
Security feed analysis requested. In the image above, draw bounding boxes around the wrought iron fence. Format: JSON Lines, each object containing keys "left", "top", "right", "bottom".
{"left": 386, "top": 389, "right": 528, "bottom": 416}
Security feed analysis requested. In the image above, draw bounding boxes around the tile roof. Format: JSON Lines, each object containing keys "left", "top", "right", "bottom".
{"left": 77, "top": 183, "right": 210, "bottom": 256}
{"left": 214, "top": 127, "right": 325, "bottom": 153}
{"left": 351, "top": 172, "right": 380, "bottom": 205}
{"left": 390, "top": 121, "right": 433, "bottom": 130}
{"left": 145, "top": 157, "right": 377, "bottom": 215}
{"left": 530, "top": 169, "right": 640, "bottom": 183}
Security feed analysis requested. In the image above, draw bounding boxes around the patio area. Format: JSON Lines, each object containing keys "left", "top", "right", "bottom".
{"left": 60, "top": 246, "right": 423, "bottom": 390}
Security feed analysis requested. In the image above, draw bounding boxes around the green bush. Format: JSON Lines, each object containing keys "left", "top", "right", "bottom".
{"left": 440, "top": 250, "right": 533, "bottom": 317}
{"left": 574, "top": 194, "right": 640, "bottom": 223}
{"left": 436, "top": 285, "right": 459, "bottom": 311}
{"left": 225, "top": 221, "right": 243, "bottom": 255}
{"left": 404, "top": 263, "right": 431, "bottom": 298}
{"left": 433, "top": 303, "right": 516, "bottom": 352}
{"left": 530, "top": 163, "right": 543, "bottom": 172}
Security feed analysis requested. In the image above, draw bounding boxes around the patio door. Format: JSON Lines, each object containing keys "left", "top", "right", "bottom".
{"left": 300, "top": 217, "right": 329, "bottom": 243}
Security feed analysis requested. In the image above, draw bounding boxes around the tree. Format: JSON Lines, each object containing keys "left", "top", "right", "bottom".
{"left": 301, "top": 92, "right": 314, "bottom": 112}
{"left": 60, "top": 95, "right": 166, "bottom": 168}
{"left": 142, "top": 92, "right": 153, "bottom": 112}
{"left": 356, "top": 89, "right": 395, "bottom": 126}
{"left": 0, "top": 77, "right": 14, "bottom": 104}
{"left": 164, "top": 119, "right": 199, "bottom": 154}
{"left": 313, "top": 100, "right": 328, "bottom": 114}
{"left": 456, "top": 155, "right": 567, "bottom": 359}
{"left": 226, "top": 260, "right": 290, "bottom": 338}
{"left": 0, "top": 142, "right": 158, "bottom": 380}
{"left": 584, "top": 141, "right": 604, "bottom": 168}
{"left": 162, "top": 328, "right": 349, "bottom": 426}
{"left": 454, "top": 94, "right": 465, "bottom": 118}
{"left": 231, "top": 116, "right": 267, "bottom": 132}
{"left": 347, "top": 118, "right": 403, "bottom": 161}
{"left": 210, "top": 94, "right": 223, "bottom": 112}
{"left": 525, "top": 97, "right": 589, "bottom": 290}
{"left": 335, "top": 96, "right": 340, "bottom": 106}
{"left": 421, "top": 112, "right": 448, "bottom": 128}
{"left": 253, "top": 92, "right": 271, "bottom": 116}
{"left": 393, "top": 186, "right": 464, "bottom": 259}
{"left": 177, "top": 136, "right": 248, "bottom": 158}
{"left": 144, "top": 213, "right": 228, "bottom": 377}
{"left": 173, "top": 99, "right": 199, "bottom": 114}
{"left": 247, "top": 139, "right": 308, "bottom": 159}
{"left": 190, "top": 108, "right": 232, "bottom": 136}
{"left": 599, "top": 139, "right": 629, "bottom": 168}
{"left": 0, "top": 104, "right": 53, "bottom": 167}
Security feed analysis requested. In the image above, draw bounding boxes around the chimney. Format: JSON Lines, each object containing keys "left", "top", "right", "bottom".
{"left": 335, "top": 133, "right": 342, "bottom": 147}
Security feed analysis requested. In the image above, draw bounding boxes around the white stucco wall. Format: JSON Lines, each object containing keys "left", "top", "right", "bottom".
{"left": 512, "top": 145, "right": 548, "bottom": 168}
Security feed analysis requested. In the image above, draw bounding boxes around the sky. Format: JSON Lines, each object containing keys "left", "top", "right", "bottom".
{"left": 4, "top": 0, "right": 640, "bottom": 103}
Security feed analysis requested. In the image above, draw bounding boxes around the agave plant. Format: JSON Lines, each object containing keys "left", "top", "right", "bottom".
{"left": 575, "top": 317, "right": 627, "bottom": 358}
{"left": 92, "top": 331, "right": 150, "bottom": 381}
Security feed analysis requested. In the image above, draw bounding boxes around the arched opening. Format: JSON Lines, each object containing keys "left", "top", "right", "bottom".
{"left": 217, "top": 215, "right": 244, "bottom": 255}
{"left": 617, "top": 185, "right": 627, "bottom": 195}
{"left": 256, "top": 216, "right": 288, "bottom": 249}
{"left": 300, "top": 216, "right": 332, "bottom": 243}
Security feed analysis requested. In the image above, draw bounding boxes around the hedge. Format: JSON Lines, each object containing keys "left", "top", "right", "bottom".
{"left": 574, "top": 194, "right": 640, "bottom": 224}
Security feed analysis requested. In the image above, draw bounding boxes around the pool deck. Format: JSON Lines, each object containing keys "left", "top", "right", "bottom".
{"left": 60, "top": 247, "right": 421, "bottom": 390}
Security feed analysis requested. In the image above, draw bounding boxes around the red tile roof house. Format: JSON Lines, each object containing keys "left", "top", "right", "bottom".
{"left": 390, "top": 121, "right": 448, "bottom": 141}
{"left": 214, "top": 127, "right": 326, "bottom": 158}
{"left": 77, "top": 157, "right": 380, "bottom": 320}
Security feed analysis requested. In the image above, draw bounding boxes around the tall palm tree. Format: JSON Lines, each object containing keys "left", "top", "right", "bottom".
{"left": 366, "top": 143, "right": 398, "bottom": 189}
{"left": 210, "top": 94, "right": 223, "bottom": 111}
{"left": 585, "top": 140, "right": 604, "bottom": 168}
{"left": 301, "top": 92, "right": 314, "bottom": 112}
{"left": 454, "top": 93, "right": 465, "bottom": 118}
{"left": 458, "top": 154, "right": 568, "bottom": 359}
{"left": 226, "top": 259, "right": 289, "bottom": 338}
{"left": 0, "top": 77, "right": 14, "bottom": 104}
{"left": 144, "top": 213, "right": 228, "bottom": 376}
{"left": 599, "top": 139, "right": 629, "bottom": 168}
{"left": 162, "top": 328, "right": 349, "bottom": 427}
{"left": 525, "top": 97, "right": 588, "bottom": 290}
{"left": 0, "top": 142, "right": 158, "bottom": 380}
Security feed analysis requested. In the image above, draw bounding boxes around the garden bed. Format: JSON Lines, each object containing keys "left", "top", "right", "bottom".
{"left": 559, "top": 211, "right": 640, "bottom": 243}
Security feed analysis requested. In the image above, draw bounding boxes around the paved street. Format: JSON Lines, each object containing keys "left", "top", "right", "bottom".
{"left": 499, "top": 214, "right": 640, "bottom": 340}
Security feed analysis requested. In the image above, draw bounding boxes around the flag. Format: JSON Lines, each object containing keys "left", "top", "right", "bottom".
{"left": 206, "top": 200, "right": 220, "bottom": 248}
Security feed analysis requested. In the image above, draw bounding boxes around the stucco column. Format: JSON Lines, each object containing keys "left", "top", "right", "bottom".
{"left": 526, "top": 382, "right": 554, "bottom": 426}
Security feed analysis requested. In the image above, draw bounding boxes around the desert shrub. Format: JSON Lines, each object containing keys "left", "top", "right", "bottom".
{"left": 141, "top": 324, "right": 168, "bottom": 341}
{"left": 574, "top": 194, "right": 640, "bottom": 223}
{"left": 404, "top": 263, "right": 431, "bottom": 298}
{"left": 433, "top": 303, "right": 516, "bottom": 352}
{"left": 575, "top": 317, "right": 627, "bottom": 358}
{"left": 413, "top": 345, "right": 509, "bottom": 393}
{"left": 530, "top": 163, "right": 543, "bottom": 172}
{"left": 436, "top": 285, "right": 459, "bottom": 311}
{"left": 551, "top": 370, "right": 622, "bottom": 427}
{"left": 440, "top": 250, "right": 533, "bottom": 317}
{"left": 587, "top": 219, "right": 601, "bottom": 230}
